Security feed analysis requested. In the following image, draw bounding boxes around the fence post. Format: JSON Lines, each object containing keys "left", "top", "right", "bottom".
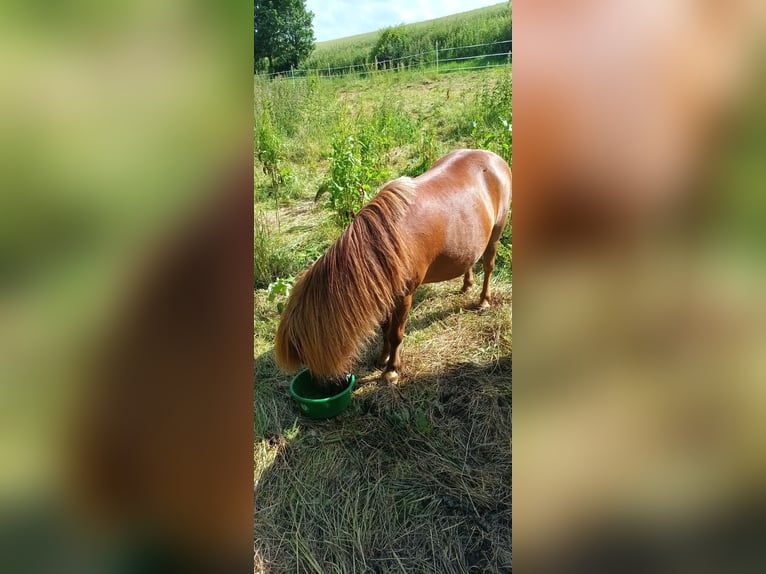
{"left": 435, "top": 41, "right": 439, "bottom": 71}
{"left": 291, "top": 65, "right": 295, "bottom": 82}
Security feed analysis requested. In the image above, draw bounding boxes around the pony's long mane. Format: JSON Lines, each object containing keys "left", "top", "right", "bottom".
{"left": 275, "top": 178, "right": 416, "bottom": 377}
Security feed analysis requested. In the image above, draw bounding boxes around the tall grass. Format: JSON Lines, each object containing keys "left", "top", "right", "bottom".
{"left": 254, "top": 74, "right": 341, "bottom": 203}
{"left": 254, "top": 210, "right": 304, "bottom": 289}
{"left": 470, "top": 66, "right": 512, "bottom": 166}
{"left": 254, "top": 75, "right": 317, "bottom": 138}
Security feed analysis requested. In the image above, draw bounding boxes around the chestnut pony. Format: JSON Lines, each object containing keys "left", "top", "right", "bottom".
{"left": 275, "top": 149, "right": 511, "bottom": 383}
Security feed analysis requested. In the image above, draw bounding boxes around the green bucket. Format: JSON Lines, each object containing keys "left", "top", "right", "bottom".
{"left": 289, "top": 369, "right": 356, "bottom": 419}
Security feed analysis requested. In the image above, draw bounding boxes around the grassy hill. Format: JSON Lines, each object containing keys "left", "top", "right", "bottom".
{"left": 303, "top": 2, "right": 512, "bottom": 73}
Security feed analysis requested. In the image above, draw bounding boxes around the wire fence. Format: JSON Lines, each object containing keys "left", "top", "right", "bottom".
{"left": 258, "top": 39, "right": 512, "bottom": 80}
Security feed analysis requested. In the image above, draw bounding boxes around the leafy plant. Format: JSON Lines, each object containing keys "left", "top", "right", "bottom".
{"left": 315, "top": 134, "right": 379, "bottom": 225}
{"left": 375, "top": 102, "right": 417, "bottom": 147}
{"left": 267, "top": 276, "right": 294, "bottom": 313}
{"left": 315, "top": 101, "right": 416, "bottom": 225}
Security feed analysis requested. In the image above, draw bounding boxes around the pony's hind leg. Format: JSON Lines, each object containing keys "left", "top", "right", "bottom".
{"left": 461, "top": 269, "right": 475, "bottom": 293}
{"left": 377, "top": 316, "right": 391, "bottom": 367}
{"left": 382, "top": 294, "right": 413, "bottom": 385}
{"left": 479, "top": 228, "right": 505, "bottom": 309}
{"left": 479, "top": 245, "right": 496, "bottom": 308}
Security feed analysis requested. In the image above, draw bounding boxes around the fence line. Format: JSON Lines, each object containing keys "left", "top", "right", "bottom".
{"left": 439, "top": 51, "right": 510, "bottom": 63}
{"left": 435, "top": 39, "right": 511, "bottom": 52}
{"left": 258, "top": 39, "right": 512, "bottom": 80}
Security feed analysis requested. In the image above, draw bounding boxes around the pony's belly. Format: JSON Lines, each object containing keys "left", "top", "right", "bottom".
{"left": 422, "top": 255, "right": 477, "bottom": 284}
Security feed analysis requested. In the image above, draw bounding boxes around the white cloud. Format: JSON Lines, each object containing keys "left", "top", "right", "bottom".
{"left": 306, "top": 0, "right": 504, "bottom": 42}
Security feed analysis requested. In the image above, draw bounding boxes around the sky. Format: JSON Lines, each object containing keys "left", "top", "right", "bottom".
{"left": 306, "top": 0, "right": 504, "bottom": 42}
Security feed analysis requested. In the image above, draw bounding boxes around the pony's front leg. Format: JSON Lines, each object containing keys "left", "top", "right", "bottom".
{"left": 382, "top": 294, "right": 413, "bottom": 385}
{"left": 377, "top": 316, "right": 391, "bottom": 367}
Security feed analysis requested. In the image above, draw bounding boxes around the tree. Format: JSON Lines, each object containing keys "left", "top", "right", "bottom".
{"left": 254, "top": 0, "right": 315, "bottom": 74}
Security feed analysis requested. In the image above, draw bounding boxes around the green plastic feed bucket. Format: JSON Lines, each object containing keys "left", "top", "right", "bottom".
{"left": 290, "top": 369, "right": 356, "bottom": 419}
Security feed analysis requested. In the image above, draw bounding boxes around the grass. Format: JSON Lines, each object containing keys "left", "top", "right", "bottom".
{"left": 255, "top": 63, "right": 512, "bottom": 573}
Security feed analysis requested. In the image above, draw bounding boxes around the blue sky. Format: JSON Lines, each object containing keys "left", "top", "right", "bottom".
{"left": 306, "top": 0, "right": 504, "bottom": 42}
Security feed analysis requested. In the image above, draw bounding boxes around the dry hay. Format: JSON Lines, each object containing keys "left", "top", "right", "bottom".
{"left": 255, "top": 278, "right": 511, "bottom": 573}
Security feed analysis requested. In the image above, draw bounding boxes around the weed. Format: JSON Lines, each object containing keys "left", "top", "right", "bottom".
{"left": 315, "top": 134, "right": 375, "bottom": 225}
{"left": 255, "top": 105, "right": 294, "bottom": 223}
{"left": 316, "top": 101, "right": 415, "bottom": 225}
{"left": 266, "top": 276, "right": 294, "bottom": 314}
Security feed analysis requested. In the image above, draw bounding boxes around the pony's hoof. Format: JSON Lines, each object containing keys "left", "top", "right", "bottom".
{"left": 382, "top": 370, "right": 399, "bottom": 385}
{"left": 478, "top": 299, "right": 491, "bottom": 310}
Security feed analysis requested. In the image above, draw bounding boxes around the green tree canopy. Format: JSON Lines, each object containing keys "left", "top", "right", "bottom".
{"left": 254, "top": 0, "right": 315, "bottom": 74}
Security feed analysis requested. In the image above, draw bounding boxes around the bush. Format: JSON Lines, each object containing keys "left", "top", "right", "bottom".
{"left": 371, "top": 26, "right": 411, "bottom": 68}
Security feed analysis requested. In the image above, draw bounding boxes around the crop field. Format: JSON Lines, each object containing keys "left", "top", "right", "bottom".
{"left": 255, "top": 64, "right": 512, "bottom": 573}
{"left": 303, "top": 2, "right": 512, "bottom": 73}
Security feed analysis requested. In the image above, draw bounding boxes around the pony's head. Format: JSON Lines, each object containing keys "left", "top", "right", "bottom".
{"left": 274, "top": 263, "right": 362, "bottom": 377}
{"left": 274, "top": 178, "right": 415, "bottom": 377}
